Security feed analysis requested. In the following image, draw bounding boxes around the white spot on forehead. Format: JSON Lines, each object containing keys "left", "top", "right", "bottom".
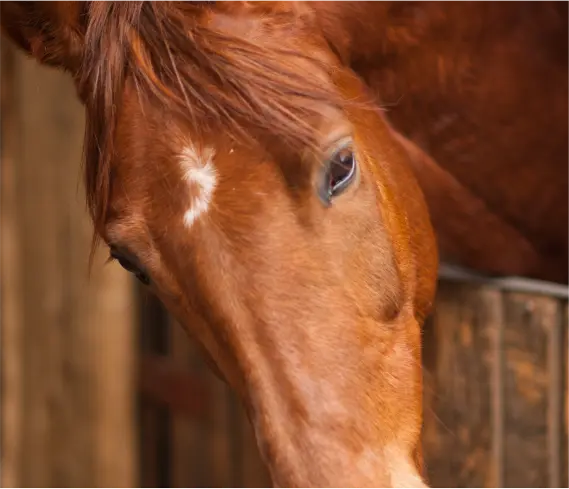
{"left": 179, "top": 144, "right": 217, "bottom": 228}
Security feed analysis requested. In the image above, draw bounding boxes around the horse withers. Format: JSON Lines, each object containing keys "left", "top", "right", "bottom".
{"left": 1, "top": 2, "right": 438, "bottom": 487}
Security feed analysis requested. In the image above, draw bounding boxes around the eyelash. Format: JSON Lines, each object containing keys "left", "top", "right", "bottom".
{"left": 108, "top": 250, "right": 151, "bottom": 285}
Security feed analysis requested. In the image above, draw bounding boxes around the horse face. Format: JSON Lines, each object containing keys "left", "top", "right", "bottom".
{"left": 106, "top": 78, "right": 426, "bottom": 489}
{"left": 1, "top": 2, "right": 437, "bottom": 486}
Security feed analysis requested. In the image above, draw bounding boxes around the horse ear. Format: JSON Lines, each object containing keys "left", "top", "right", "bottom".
{"left": 0, "top": 1, "right": 85, "bottom": 72}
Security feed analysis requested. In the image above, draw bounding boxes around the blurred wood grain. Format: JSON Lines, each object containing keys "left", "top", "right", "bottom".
{"left": 0, "top": 43, "right": 137, "bottom": 488}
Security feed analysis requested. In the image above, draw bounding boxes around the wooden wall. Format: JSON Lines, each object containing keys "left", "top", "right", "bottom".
{"left": 423, "top": 275, "right": 568, "bottom": 488}
{"left": 1, "top": 44, "right": 138, "bottom": 487}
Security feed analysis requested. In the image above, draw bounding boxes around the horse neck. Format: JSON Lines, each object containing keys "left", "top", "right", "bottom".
{"left": 310, "top": 2, "right": 410, "bottom": 64}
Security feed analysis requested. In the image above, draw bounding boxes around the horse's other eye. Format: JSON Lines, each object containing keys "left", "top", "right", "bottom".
{"left": 318, "top": 141, "right": 358, "bottom": 205}
{"left": 109, "top": 248, "right": 150, "bottom": 285}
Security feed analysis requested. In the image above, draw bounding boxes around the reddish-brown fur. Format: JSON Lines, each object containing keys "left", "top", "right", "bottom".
{"left": 1, "top": 1, "right": 566, "bottom": 487}
{"left": 313, "top": 1, "right": 568, "bottom": 283}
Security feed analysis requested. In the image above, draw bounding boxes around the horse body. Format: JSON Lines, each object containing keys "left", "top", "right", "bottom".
{"left": 314, "top": 1, "right": 568, "bottom": 283}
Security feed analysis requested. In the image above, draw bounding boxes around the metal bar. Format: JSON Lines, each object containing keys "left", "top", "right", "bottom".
{"left": 439, "top": 263, "right": 569, "bottom": 299}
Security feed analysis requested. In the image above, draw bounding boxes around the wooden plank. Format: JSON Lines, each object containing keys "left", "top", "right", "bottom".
{"left": 48, "top": 55, "right": 136, "bottom": 489}
{"left": 0, "top": 40, "right": 25, "bottom": 489}
{"left": 422, "top": 281, "right": 502, "bottom": 487}
{"left": 502, "top": 293, "right": 554, "bottom": 487}
{"left": 0, "top": 47, "right": 136, "bottom": 487}
{"left": 563, "top": 303, "right": 568, "bottom": 489}
{"left": 193, "top": 349, "right": 211, "bottom": 488}
{"left": 16, "top": 48, "right": 66, "bottom": 489}
{"left": 236, "top": 400, "right": 272, "bottom": 488}
{"left": 139, "top": 398, "right": 160, "bottom": 488}
{"left": 169, "top": 319, "right": 204, "bottom": 488}
{"left": 207, "top": 372, "right": 232, "bottom": 487}
{"left": 546, "top": 298, "right": 565, "bottom": 488}
{"left": 86, "top": 261, "right": 137, "bottom": 488}
{"left": 138, "top": 288, "right": 171, "bottom": 488}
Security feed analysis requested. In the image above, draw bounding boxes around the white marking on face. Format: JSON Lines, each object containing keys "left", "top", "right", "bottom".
{"left": 179, "top": 144, "right": 217, "bottom": 228}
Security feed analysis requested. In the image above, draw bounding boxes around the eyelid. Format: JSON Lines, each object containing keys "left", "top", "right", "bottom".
{"left": 109, "top": 243, "right": 134, "bottom": 260}
{"left": 108, "top": 245, "right": 139, "bottom": 269}
{"left": 320, "top": 121, "right": 353, "bottom": 151}
{"left": 324, "top": 136, "right": 354, "bottom": 163}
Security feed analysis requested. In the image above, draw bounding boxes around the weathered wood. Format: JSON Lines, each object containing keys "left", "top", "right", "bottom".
{"left": 0, "top": 46, "right": 136, "bottom": 487}
{"left": 563, "top": 303, "right": 568, "bottom": 489}
{"left": 422, "top": 282, "right": 502, "bottom": 488}
{"left": 0, "top": 39, "right": 25, "bottom": 489}
{"left": 547, "top": 298, "right": 565, "bottom": 488}
{"left": 423, "top": 281, "right": 568, "bottom": 488}
{"left": 502, "top": 293, "right": 557, "bottom": 487}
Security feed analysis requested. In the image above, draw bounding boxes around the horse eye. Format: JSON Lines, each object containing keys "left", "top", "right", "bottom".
{"left": 134, "top": 270, "right": 151, "bottom": 286}
{"left": 110, "top": 249, "right": 150, "bottom": 285}
{"left": 318, "top": 143, "right": 357, "bottom": 205}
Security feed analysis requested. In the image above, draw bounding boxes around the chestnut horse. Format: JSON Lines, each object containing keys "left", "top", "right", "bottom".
{"left": 1, "top": 1, "right": 566, "bottom": 487}
{"left": 1, "top": 2, "right": 438, "bottom": 486}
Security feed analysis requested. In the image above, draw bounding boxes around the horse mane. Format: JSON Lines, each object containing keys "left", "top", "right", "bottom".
{"left": 78, "top": 1, "right": 362, "bottom": 256}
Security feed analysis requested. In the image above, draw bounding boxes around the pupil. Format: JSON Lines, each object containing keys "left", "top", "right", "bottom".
{"left": 330, "top": 150, "right": 354, "bottom": 190}
{"left": 317, "top": 143, "right": 356, "bottom": 205}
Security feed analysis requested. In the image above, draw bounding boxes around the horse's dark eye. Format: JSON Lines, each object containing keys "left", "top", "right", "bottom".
{"left": 318, "top": 142, "right": 357, "bottom": 205}
{"left": 110, "top": 249, "right": 150, "bottom": 285}
{"left": 134, "top": 270, "right": 151, "bottom": 286}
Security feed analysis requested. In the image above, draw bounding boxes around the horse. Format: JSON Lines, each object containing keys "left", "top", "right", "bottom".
{"left": 311, "top": 1, "right": 568, "bottom": 285}
{"left": 1, "top": 1, "right": 566, "bottom": 487}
